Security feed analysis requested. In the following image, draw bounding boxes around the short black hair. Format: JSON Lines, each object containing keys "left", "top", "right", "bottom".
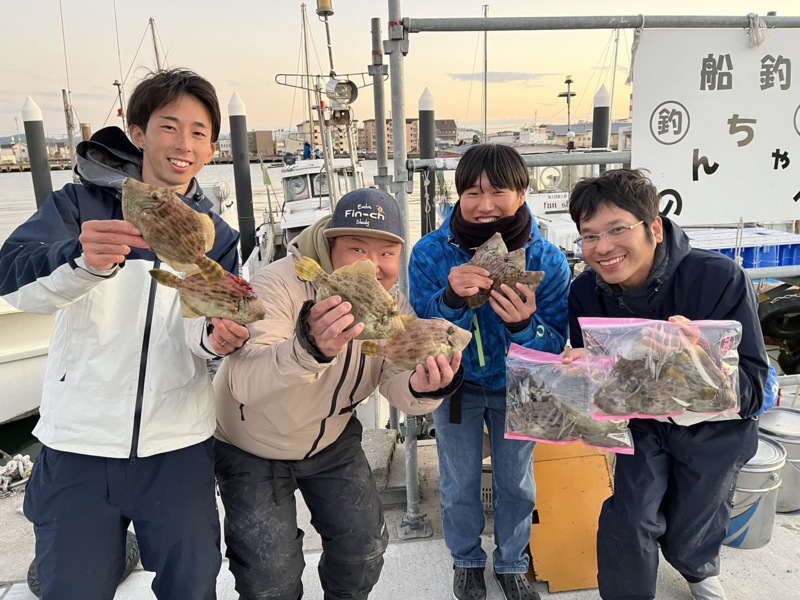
{"left": 455, "top": 144, "right": 529, "bottom": 196}
{"left": 127, "top": 68, "right": 221, "bottom": 142}
{"left": 568, "top": 168, "right": 660, "bottom": 229}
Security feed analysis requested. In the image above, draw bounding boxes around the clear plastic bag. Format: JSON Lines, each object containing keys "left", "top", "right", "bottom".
{"left": 579, "top": 317, "right": 741, "bottom": 419}
{"left": 506, "top": 345, "right": 634, "bottom": 454}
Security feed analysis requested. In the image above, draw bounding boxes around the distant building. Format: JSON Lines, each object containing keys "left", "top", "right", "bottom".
{"left": 435, "top": 119, "right": 458, "bottom": 145}
{"left": 296, "top": 119, "right": 359, "bottom": 157}
{"left": 362, "top": 118, "right": 419, "bottom": 154}
{"left": 248, "top": 130, "right": 276, "bottom": 158}
{"left": 215, "top": 139, "right": 232, "bottom": 159}
{"left": 0, "top": 142, "right": 28, "bottom": 163}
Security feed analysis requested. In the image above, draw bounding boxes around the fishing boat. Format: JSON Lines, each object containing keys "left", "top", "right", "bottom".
{"left": 0, "top": 300, "right": 54, "bottom": 426}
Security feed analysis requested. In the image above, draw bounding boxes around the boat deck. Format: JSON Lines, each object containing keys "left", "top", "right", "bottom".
{"left": 1, "top": 439, "right": 799, "bottom": 599}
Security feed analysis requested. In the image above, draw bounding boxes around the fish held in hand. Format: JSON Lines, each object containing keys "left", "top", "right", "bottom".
{"left": 361, "top": 317, "right": 472, "bottom": 370}
{"left": 150, "top": 269, "right": 266, "bottom": 325}
{"left": 295, "top": 256, "right": 405, "bottom": 340}
{"left": 122, "top": 178, "right": 224, "bottom": 282}
{"left": 467, "top": 232, "right": 544, "bottom": 309}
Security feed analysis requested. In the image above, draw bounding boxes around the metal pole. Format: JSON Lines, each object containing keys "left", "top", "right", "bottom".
{"left": 301, "top": 5, "right": 317, "bottom": 152}
{"left": 369, "top": 17, "right": 391, "bottom": 194}
{"left": 370, "top": 16, "right": 396, "bottom": 429}
{"left": 22, "top": 97, "right": 53, "bottom": 209}
{"left": 405, "top": 15, "right": 800, "bottom": 33}
{"left": 609, "top": 27, "right": 620, "bottom": 146}
{"left": 62, "top": 89, "right": 76, "bottom": 170}
{"left": 408, "top": 150, "right": 632, "bottom": 171}
{"left": 388, "top": 0, "right": 431, "bottom": 539}
{"left": 315, "top": 96, "right": 339, "bottom": 206}
{"left": 418, "top": 87, "right": 435, "bottom": 238}
{"left": 229, "top": 92, "right": 256, "bottom": 263}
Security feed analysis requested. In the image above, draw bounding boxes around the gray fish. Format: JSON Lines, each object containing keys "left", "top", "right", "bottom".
{"left": 467, "top": 232, "right": 544, "bottom": 309}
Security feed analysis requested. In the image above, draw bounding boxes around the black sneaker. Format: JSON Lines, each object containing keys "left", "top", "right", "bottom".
{"left": 453, "top": 566, "right": 486, "bottom": 600}
{"left": 494, "top": 571, "right": 541, "bottom": 600}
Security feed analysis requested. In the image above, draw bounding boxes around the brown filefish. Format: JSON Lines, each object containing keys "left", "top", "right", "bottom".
{"left": 149, "top": 269, "right": 266, "bottom": 325}
{"left": 361, "top": 317, "right": 472, "bottom": 370}
{"left": 122, "top": 178, "right": 224, "bottom": 282}
{"left": 467, "top": 232, "right": 544, "bottom": 309}
{"left": 295, "top": 257, "right": 405, "bottom": 340}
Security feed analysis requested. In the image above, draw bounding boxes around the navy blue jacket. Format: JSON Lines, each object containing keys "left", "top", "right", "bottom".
{"left": 568, "top": 218, "right": 767, "bottom": 419}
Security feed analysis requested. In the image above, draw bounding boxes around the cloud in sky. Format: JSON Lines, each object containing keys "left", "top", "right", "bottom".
{"left": 448, "top": 71, "right": 556, "bottom": 83}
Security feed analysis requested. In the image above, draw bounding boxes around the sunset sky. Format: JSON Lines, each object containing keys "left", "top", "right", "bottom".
{"left": 2, "top": 0, "right": 796, "bottom": 139}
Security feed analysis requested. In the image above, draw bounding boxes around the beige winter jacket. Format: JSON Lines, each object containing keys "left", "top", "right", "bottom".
{"left": 214, "top": 216, "right": 444, "bottom": 460}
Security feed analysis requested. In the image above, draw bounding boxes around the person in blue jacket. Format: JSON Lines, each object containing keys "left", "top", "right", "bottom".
{"left": 0, "top": 69, "right": 248, "bottom": 599}
{"left": 409, "top": 144, "right": 570, "bottom": 600}
{"left": 563, "top": 169, "right": 766, "bottom": 600}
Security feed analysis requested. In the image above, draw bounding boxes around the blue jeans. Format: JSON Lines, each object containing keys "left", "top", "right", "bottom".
{"left": 433, "top": 382, "right": 536, "bottom": 573}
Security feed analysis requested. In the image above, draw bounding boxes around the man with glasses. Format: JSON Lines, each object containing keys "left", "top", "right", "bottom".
{"left": 563, "top": 169, "right": 767, "bottom": 600}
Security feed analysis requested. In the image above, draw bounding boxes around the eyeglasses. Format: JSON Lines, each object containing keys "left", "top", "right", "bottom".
{"left": 575, "top": 221, "right": 645, "bottom": 249}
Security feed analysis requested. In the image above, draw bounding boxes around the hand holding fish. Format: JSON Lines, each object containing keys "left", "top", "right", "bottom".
{"left": 409, "top": 352, "right": 462, "bottom": 394}
{"left": 489, "top": 282, "right": 537, "bottom": 323}
{"left": 209, "top": 317, "right": 250, "bottom": 355}
{"left": 306, "top": 295, "right": 365, "bottom": 358}
{"left": 80, "top": 220, "right": 150, "bottom": 271}
{"left": 561, "top": 346, "right": 587, "bottom": 364}
{"left": 447, "top": 264, "right": 492, "bottom": 299}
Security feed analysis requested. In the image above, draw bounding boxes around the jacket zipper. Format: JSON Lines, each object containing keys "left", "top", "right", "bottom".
{"left": 129, "top": 258, "right": 160, "bottom": 459}
{"left": 304, "top": 341, "right": 353, "bottom": 459}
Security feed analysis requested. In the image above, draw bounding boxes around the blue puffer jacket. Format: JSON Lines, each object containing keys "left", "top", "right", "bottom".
{"left": 409, "top": 210, "right": 570, "bottom": 391}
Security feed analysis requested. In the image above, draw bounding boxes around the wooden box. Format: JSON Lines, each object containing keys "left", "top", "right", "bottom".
{"left": 528, "top": 443, "right": 614, "bottom": 592}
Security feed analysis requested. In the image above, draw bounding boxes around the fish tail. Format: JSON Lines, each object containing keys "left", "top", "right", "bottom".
{"left": 361, "top": 341, "right": 383, "bottom": 358}
{"left": 197, "top": 256, "right": 225, "bottom": 282}
{"left": 149, "top": 269, "right": 182, "bottom": 288}
{"left": 295, "top": 256, "right": 323, "bottom": 282}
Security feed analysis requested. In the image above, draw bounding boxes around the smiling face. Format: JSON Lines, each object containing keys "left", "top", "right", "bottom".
{"left": 579, "top": 203, "right": 663, "bottom": 291}
{"left": 329, "top": 235, "right": 403, "bottom": 291}
{"left": 129, "top": 94, "right": 216, "bottom": 194}
{"left": 459, "top": 171, "right": 526, "bottom": 224}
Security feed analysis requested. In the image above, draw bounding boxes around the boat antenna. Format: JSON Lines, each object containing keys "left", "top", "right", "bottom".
{"left": 301, "top": 4, "right": 317, "bottom": 148}
{"left": 113, "top": 0, "right": 126, "bottom": 111}
{"left": 609, "top": 27, "right": 620, "bottom": 146}
{"left": 316, "top": 0, "right": 337, "bottom": 77}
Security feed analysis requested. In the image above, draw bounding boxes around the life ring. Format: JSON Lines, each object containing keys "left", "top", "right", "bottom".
{"left": 27, "top": 530, "right": 140, "bottom": 597}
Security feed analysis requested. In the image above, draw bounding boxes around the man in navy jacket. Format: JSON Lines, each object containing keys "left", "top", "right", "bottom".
{"left": 565, "top": 169, "right": 766, "bottom": 600}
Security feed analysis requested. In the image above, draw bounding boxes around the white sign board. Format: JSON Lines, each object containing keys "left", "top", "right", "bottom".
{"left": 632, "top": 29, "right": 799, "bottom": 225}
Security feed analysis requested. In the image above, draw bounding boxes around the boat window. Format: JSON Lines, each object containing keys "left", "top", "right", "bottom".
{"left": 312, "top": 174, "right": 329, "bottom": 196}
{"left": 285, "top": 176, "right": 309, "bottom": 201}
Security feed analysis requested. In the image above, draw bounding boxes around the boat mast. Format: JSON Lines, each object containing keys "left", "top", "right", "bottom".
{"left": 58, "top": 0, "right": 77, "bottom": 171}
{"left": 149, "top": 18, "right": 164, "bottom": 71}
{"left": 482, "top": 4, "right": 488, "bottom": 143}
{"left": 301, "top": 5, "right": 317, "bottom": 150}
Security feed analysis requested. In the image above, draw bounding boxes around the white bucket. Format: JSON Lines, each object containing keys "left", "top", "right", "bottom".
{"left": 759, "top": 407, "right": 800, "bottom": 513}
{"left": 723, "top": 435, "right": 786, "bottom": 549}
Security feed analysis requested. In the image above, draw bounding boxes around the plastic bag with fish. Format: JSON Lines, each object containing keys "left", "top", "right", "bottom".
{"left": 361, "top": 317, "right": 472, "bottom": 370}
{"left": 121, "top": 178, "right": 224, "bottom": 282}
{"left": 466, "top": 232, "right": 544, "bottom": 309}
{"left": 149, "top": 269, "right": 266, "bottom": 325}
{"left": 505, "top": 345, "right": 633, "bottom": 454}
{"left": 295, "top": 256, "right": 405, "bottom": 340}
{"left": 579, "top": 317, "right": 741, "bottom": 420}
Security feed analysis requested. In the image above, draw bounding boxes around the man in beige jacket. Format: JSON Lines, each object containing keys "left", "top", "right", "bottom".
{"left": 214, "top": 188, "right": 463, "bottom": 600}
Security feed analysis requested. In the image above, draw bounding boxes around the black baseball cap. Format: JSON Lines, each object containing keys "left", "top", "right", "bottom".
{"left": 324, "top": 188, "right": 405, "bottom": 244}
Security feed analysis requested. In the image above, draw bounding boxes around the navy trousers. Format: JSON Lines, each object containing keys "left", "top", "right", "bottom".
{"left": 215, "top": 417, "right": 388, "bottom": 600}
{"left": 24, "top": 438, "right": 221, "bottom": 600}
{"left": 597, "top": 418, "right": 758, "bottom": 600}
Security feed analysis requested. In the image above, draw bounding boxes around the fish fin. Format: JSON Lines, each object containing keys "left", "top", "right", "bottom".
{"left": 361, "top": 341, "right": 383, "bottom": 358}
{"left": 180, "top": 300, "right": 204, "bottom": 319}
{"left": 156, "top": 254, "right": 196, "bottom": 275}
{"left": 400, "top": 314, "right": 417, "bottom": 328}
{"left": 339, "top": 259, "right": 376, "bottom": 276}
{"left": 199, "top": 213, "right": 216, "bottom": 252}
{"left": 295, "top": 256, "right": 323, "bottom": 282}
{"left": 149, "top": 269, "right": 182, "bottom": 288}
{"left": 197, "top": 256, "right": 225, "bottom": 283}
